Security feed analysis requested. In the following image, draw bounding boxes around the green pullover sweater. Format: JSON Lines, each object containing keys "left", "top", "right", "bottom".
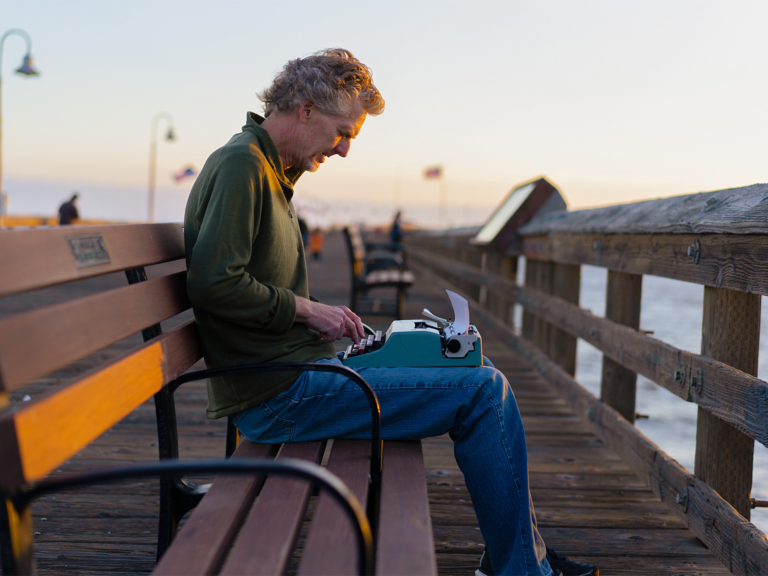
{"left": 184, "top": 112, "right": 336, "bottom": 418}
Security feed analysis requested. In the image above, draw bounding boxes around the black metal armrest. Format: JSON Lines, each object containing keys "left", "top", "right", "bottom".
{"left": 10, "top": 458, "right": 374, "bottom": 576}
{"left": 171, "top": 363, "right": 382, "bottom": 483}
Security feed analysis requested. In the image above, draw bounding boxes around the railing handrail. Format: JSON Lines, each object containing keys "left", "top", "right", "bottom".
{"left": 518, "top": 183, "right": 768, "bottom": 236}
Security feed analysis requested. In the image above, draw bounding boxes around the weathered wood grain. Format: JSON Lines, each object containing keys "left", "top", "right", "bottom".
{"left": 375, "top": 441, "right": 437, "bottom": 576}
{"left": 0, "top": 272, "right": 190, "bottom": 393}
{"left": 0, "top": 223, "right": 185, "bottom": 298}
{"left": 220, "top": 441, "right": 325, "bottom": 575}
{"left": 523, "top": 232, "right": 768, "bottom": 295}
{"left": 414, "top": 260, "right": 768, "bottom": 575}
{"left": 0, "top": 321, "right": 202, "bottom": 489}
{"left": 298, "top": 440, "right": 371, "bottom": 576}
{"left": 153, "top": 441, "right": 279, "bottom": 575}
{"left": 695, "top": 287, "right": 760, "bottom": 520}
{"left": 600, "top": 271, "right": 642, "bottom": 423}
{"left": 550, "top": 263, "right": 580, "bottom": 375}
{"left": 409, "top": 245, "right": 768, "bottom": 448}
{"left": 518, "top": 183, "right": 768, "bottom": 235}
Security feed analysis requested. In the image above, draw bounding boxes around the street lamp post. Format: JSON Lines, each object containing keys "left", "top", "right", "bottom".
{"left": 148, "top": 112, "right": 175, "bottom": 223}
{"left": 0, "top": 29, "right": 40, "bottom": 228}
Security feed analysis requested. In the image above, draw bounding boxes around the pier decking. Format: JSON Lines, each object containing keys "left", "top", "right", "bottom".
{"left": 3, "top": 230, "right": 728, "bottom": 575}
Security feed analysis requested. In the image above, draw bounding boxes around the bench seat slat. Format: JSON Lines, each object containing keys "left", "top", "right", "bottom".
{"left": 219, "top": 441, "right": 326, "bottom": 575}
{"left": 0, "top": 272, "right": 190, "bottom": 393}
{"left": 0, "top": 321, "right": 201, "bottom": 489}
{"left": 0, "top": 223, "right": 184, "bottom": 298}
{"left": 375, "top": 441, "right": 436, "bottom": 576}
{"left": 298, "top": 439, "right": 371, "bottom": 576}
{"left": 152, "top": 440, "right": 280, "bottom": 576}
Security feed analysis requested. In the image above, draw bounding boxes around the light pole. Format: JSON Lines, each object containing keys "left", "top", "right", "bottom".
{"left": 148, "top": 111, "right": 175, "bottom": 223}
{"left": 0, "top": 29, "right": 40, "bottom": 228}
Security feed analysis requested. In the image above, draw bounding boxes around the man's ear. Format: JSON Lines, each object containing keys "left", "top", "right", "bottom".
{"left": 298, "top": 101, "right": 314, "bottom": 124}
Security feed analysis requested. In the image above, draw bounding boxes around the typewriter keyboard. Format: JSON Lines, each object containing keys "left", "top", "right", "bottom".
{"left": 344, "top": 330, "right": 384, "bottom": 359}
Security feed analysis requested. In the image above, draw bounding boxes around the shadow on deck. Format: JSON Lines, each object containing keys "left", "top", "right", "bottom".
{"left": 9, "top": 230, "right": 727, "bottom": 575}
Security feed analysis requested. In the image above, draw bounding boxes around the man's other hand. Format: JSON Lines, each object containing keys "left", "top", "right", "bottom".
{"left": 295, "top": 297, "right": 365, "bottom": 343}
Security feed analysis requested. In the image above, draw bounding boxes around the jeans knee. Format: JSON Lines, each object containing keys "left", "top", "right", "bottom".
{"left": 476, "top": 367, "right": 512, "bottom": 404}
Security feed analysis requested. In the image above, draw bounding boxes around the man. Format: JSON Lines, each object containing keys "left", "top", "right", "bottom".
{"left": 184, "top": 49, "right": 598, "bottom": 576}
{"left": 58, "top": 192, "right": 79, "bottom": 225}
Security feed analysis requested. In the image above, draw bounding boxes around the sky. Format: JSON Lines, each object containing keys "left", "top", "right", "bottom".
{"left": 1, "top": 0, "right": 767, "bottom": 228}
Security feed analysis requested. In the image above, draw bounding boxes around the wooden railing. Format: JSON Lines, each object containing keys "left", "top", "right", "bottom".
{"left": 406, "top": 183, "right": 768, "bottom": 576}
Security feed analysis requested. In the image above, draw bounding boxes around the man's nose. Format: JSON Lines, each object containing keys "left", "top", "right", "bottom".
{"left": 333, "top": 139, "right": 351, "bottom": 158}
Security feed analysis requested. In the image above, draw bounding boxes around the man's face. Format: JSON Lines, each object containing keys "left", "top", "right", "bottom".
{"left": 296, "top": 99, "right": 367, "bottom": 173}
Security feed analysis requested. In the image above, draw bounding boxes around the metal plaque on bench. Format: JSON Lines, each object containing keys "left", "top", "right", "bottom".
{"left": 67, "top": 234, "right": 111, "bottom": 268}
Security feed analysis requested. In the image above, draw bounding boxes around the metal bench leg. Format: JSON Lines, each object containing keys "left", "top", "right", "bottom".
{"left": 154, "top": 387, "right": 207, "bottom": 561}
{"left": 0, "top": 496, "right": 35, "bottom": 575}
{"left": 126, "top": 267, "right": 208, "bottom": 561}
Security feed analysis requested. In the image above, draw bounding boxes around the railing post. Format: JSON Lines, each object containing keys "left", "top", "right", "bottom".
{"left": 600, "top": 271, "right": 642, "bottom": 423}
{"left": 522, "top": 259, "right": 537, "bottom": 341}
{"left": 694, "top": 286, "right": 759, "bottom": 519}
{"left": 550, "top": 264, "right": 581, "bottom": 375}
{"left": 482, "top": 252, "right": 517, "bottom": 324}
{"left": 529, "top": 260, "right": 554, "bottom": 351}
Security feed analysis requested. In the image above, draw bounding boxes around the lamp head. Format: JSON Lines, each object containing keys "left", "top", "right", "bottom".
{"left": 15, "top": 54, "right": 39, "bottom": 76}
{"left": 165, "top": 127, "right": 176, "bottom": 141}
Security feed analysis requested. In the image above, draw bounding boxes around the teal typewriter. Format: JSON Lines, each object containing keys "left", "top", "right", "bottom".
{"left": 342, "top": 290, "right": 483, "bottom": 368}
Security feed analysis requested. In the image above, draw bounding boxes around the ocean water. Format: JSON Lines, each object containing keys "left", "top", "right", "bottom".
{"left": 560, "top": 265, "right": 768, "bottom": 533}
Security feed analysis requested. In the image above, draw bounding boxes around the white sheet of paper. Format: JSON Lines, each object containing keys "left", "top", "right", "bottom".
{"left": 446, "top": 290, "right": 470, "bottom": 334}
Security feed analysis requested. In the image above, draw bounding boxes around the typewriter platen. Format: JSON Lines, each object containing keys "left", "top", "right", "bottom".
{"left": 342, "top": 290, "right": 483, "bottom": 368}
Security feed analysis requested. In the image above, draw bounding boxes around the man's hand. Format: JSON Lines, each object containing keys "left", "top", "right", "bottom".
{"left": 295, "top": 297, "right": 365, "bottom": 343}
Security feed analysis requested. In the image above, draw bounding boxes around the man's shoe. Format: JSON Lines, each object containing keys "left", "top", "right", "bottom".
{"left": 474, "top": 550, "right": 493, "bottom": 576}
{"left": 545, "top": 547, "right": 598, "bottom": 576}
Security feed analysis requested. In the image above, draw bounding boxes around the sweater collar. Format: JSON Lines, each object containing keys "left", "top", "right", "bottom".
{"left": 244, "top": 112, "right": 304, "bottom": 196}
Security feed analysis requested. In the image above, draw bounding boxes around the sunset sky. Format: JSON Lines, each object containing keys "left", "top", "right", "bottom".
{"left": 1, "top": 0, "right": 766, "bottom": 226}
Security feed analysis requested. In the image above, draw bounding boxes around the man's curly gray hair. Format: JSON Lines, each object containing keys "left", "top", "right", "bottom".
{"left": 259, "top": 48, "right": 384, "bottom": 118}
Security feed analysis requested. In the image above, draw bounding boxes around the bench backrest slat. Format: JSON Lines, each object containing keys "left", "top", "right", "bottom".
{"left": 0, "top": 272, "right": 190, "bottom": 393}
{"left": 0, "top": 320, "right": 201, "bottom": 489}
{"left": 0, "top": 223, "right": 184, "bottom": 298}
{"left": 343, "top": 228, "right": 365, "bottom": 277}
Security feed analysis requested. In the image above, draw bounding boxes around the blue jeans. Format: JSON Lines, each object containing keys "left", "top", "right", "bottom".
{"left": 233, "top": 357, "right": 552, "bottom": 576}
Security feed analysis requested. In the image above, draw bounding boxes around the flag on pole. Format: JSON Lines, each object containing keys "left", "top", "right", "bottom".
{"left": 173, "top": 166, "right": 197, "bottom": 181}
{"left": 424, "top": 165, "right": 443, "bottom": 179}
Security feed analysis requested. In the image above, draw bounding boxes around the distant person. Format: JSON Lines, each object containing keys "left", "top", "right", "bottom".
{"left": 308, "top": 227, "right": 324, "bottom": 267}
{"left": 58, "top": 193, "right": 79, "bottom": 226}
{"left": 297, "top": 215, "right": 309, "bottom": 247}
{"left": 390, "top": 210, "right": 402, "bottom": 244}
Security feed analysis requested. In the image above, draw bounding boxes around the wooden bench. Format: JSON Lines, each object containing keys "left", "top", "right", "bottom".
{"left": 345, "top": 225, "right": 407, "bottom": 272}
{"left": 0, "top": 223, "right": 436, "bottom": 575}
{"left": 343, "top": 227, "right": 414, "bottom": 318}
